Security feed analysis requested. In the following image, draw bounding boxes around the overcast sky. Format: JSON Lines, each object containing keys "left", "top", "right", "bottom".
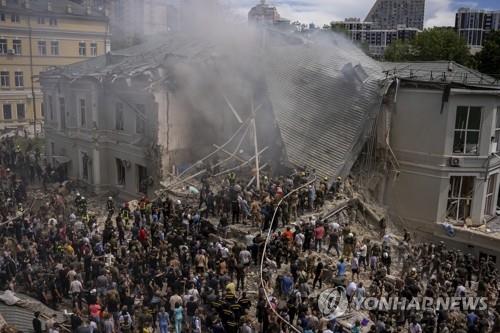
{"left": 228, "top": 0, "right": 500, "bottom": 27}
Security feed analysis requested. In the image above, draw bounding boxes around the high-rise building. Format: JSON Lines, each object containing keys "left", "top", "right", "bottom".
{"left": 332, "top": 19, "right": 419, "bottom": 57}
{"left": 455, "top": 8, "right": 500, "bottom": 53}
{"left": 248, "top": 0, "right": 280, "bottom": 25}
{"left": 365, "top": 0, "right": 425, "bottom": 30}
{"left": 0, "top": 0, "right": 109, "bottom": 133}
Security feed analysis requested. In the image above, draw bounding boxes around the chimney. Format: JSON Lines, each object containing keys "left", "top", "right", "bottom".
{"left": 1, "top": 0, "right": 6, "bottom": 7}
{"left": 66, "top": 4, "right": 72, "bottom": 14}
{"left": 47, "top": 1, "right": 52, "bottom": 11}
{"left": 86, "top": 5, "right": 92, "bottom": 15}
{"left": 24, "top": 0, "right": 30, "bottom": 9}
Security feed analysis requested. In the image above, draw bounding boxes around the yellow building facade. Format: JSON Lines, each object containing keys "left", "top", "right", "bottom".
{"left": 0, "top": 0, "right": 109, "bottom": 133}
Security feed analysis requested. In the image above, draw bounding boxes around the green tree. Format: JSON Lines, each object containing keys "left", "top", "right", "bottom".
{"left": 383, "top": 27, "right": 471, "bottom": 65}
{"left": 476, "top": 31, "right": 500, "bottom": 79}
{"left": 384, "top": 40, "right": 412, "bottom": 62}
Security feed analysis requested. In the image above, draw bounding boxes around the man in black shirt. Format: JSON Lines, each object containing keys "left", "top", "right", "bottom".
{"left": 32, "top": 312, "right": 42, "bottom": 333}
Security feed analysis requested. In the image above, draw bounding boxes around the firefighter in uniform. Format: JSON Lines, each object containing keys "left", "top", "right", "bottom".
{"left": 106, "top": 197, "right": 115, "bottom": 217}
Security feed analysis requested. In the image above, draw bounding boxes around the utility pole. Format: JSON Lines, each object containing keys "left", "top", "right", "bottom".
{"left": 251, "top": 101, "right": 260, "bottom": 191}
{"left": 28, "top": 14, "right": 37, "bottom": 137}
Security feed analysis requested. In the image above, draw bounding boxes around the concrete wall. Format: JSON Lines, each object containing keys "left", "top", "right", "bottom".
{"left": 42, "top": 77, "right": 160, "bottom": 199}
{"left": 387, "top": 87, "right": 500, "bottom": 225}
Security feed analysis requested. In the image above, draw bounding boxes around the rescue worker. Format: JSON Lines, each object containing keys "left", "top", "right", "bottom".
{"left": 106, "top": 196, "right": 115, "bottom": 217}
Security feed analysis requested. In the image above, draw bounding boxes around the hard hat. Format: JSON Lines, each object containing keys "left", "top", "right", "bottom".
{"left": 383, "top": 252, "right": 388, "bottom": 258}
{"left": 76, "top": 192, "right": 80, "bottom": 196}
{"left": 81, "top": 197, "right": 85, "bottom": 200}
{"left": 337, "top": 177, "right": 342, "bottom": 180}
{"left": 108, "top": 197, "right": 112, "bottom": 200}
{"left": 323, "top": 177, "right": 328, "bottom": 181}
{"left": 176, "top": 200, "right": 181, "bottom": 205}
{"left": 348, "top": 232, "right": 353, "bottom": 237}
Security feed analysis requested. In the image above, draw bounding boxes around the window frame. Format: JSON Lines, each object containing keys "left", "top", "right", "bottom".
{"left": 115, "top": 102, "right": 124, "bottom": 130}
{"left": 50, "top": 40, "right": 59, "bottom": 55}
{"left": 452, "top": 105, "right": 482, "bottom": 155}
{"left": 38, "top": 40, "right": 47, "bottom": 56}
{"left": 78, "top": 42, "right": 86, "bottom": 56}
{"left": 116, "top": 158, "right": 126, "bottom": 185}
{"left": 12, "top": 39, "right": 21, "bottom": 55}
{"left": 49, "top": 18, "right": 57, "bottom": 26}
{"left": 11, "top": 14, "right": 20, "bottom": 23}
{"left": 90, "top": 42, "right": 97, "bottom": 56}
{"left": 79, "top": 98, "right": 86, "bottom": 127}
{"left": 37, "top": 17, "right": 45, "bottom": 24}
{"left": 16, "top": 103, "right": 25, "bottom": 120}
{"left": 3, "top": 104, "right": 12, "bottom": 120}
{"left": 135, "top": 104, "right": 145, "bottom": 134}
{"left": 0, "top": 71, "right": 10, "bottom": 88}
{"left": 447, "top": 175, "right": 475, "bottom": 223}
{"left": 484, "top": 174, "right": 496, "bottom": 216}
{"left": 494, "top": 107, "right": 500, "bottom": 153}
{"left": 0, "top": 39, "right": 7, "bottom": 55}
{"left": 14, "top": 71, "right": 23, "bottom": 87}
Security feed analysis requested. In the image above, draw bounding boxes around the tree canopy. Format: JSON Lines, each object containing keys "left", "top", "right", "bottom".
{"left": 476, "top": 31, "right": 500, "bottom": 79}
{"left": 384, "top": 27, "right": 471, "bottom": 66}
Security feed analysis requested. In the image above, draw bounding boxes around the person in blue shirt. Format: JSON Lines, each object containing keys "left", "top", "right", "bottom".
{"left": 337, "top": 258, "right": 347, "bottom": 277}
{"left": 466, "top": 311, "right": 478, "bottom": 331}
{"left": 157, "top": 307, "right": 169, "bottom": 333}
{"left": 174, "top": 303, "right": 184, "bottom": 333}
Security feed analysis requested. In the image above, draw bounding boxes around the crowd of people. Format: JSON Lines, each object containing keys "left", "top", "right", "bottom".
{"left": 0, "top": 136, "right": 499, "bottom": 333}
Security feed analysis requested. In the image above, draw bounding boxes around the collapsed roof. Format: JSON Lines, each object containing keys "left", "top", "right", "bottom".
{"left": 42, "top": 29, "right": 388, "bottom": 180}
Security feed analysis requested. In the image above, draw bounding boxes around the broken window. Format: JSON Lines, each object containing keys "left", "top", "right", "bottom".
{"left": 116, "top": 158, "right": 126, "bottom": 185}
{"left": 484, "top": 174, "right": 496, "bottom": 216}
{"left": 453, "top": 106, "right": 481, "bottom": 154}
{"left": 81, "top": 152, "right": 89, "bottom": 180}
{"left": 16, "top": 103, "right": 25, "bottom": 120}
{"left": 137, "top": 164, "right": 148, "bottom": 194}
{"left": 115, "top": 102, "right": 124, "bottom": 130}
{"left": 135, "top": 104, "right": 145, "bottom": 134}
{"left": 447, "top": 176, "right": 474, "bottom": 222}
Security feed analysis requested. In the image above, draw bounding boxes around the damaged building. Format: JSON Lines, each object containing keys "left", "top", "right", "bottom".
{"left": 40, "top": 27, "right": 500, "bottom": 262}
{"left": 379, "top": 61, "right": 500, "bottom": 262}
{"left": 40, "top": 29, "right": 384, "bottom": 198}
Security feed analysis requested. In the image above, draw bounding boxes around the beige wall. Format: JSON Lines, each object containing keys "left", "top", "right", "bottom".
{"left": 0, "top": 9, "right": 109, "bottom": 130}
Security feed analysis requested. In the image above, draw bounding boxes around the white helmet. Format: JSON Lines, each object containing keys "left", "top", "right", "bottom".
{"left": 176, "top": 200, "right": 181, "bottom": 205}
{"left": 348, "top": 233, "right": 353, "bottom": 237}
{"left": 108, "top": 197, "right": 112, "bottom": 200}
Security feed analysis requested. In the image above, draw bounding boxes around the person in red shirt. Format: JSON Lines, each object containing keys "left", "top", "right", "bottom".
{"left": 314, "top": 223, "right": 325, "bottom": 252}
{"left": 282, "top": 227, "right": 294, "bottom": 243}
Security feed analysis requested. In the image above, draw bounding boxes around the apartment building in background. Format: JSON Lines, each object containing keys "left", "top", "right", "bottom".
{"left": 0, "top": 0, "right": 109, "bottom": 133}
{"left": 455, "top": 7, "right": 500, "bottom": 54}
{"left": 248, "top": 0, "right": 281, "bottom": 25}
{"left": 332, "top": 19, "right": 419, "bottom": 57}
{"left": 365, "top": 0, "right": 425, "bottom": 30}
